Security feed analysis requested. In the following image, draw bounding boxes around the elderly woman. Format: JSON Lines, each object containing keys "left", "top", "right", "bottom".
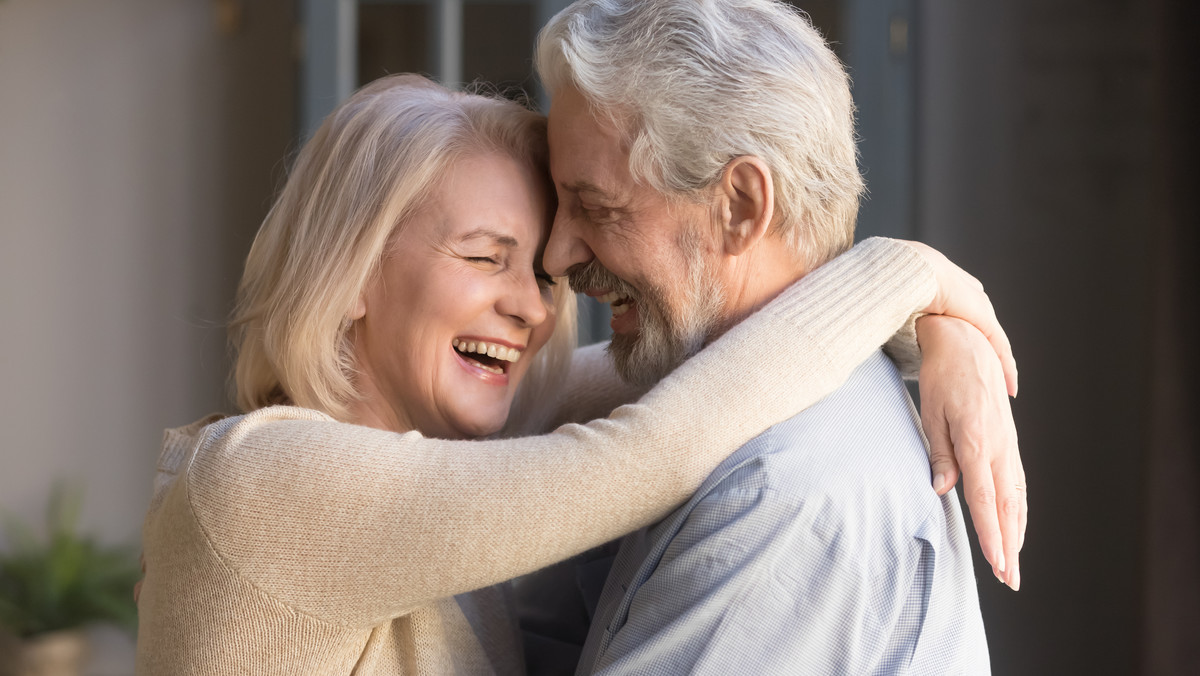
{"left": 136, "top": 75, "right": 1017, "bottom": 674}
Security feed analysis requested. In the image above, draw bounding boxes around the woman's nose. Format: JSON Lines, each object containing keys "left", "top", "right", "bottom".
{"left": 543, "top": 209, "right": 593, "bottom": 277}
{"left": 498, "top": 271, "right": 550, "bottom": 329}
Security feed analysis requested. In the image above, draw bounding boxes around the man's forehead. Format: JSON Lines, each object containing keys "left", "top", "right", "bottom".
{"left": 547, "top": 88, "right": 629, "bottom": 193}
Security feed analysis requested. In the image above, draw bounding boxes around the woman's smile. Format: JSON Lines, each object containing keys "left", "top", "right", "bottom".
{"left": 452, "top": 337, "right": 525, "bottom": 379}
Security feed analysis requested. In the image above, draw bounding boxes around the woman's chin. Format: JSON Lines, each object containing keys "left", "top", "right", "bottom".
{"left": 409, "top": 390, "right": 512, "bottom": 438}
{"left": 442, "top": 410, "right": 509, "bottom": 440}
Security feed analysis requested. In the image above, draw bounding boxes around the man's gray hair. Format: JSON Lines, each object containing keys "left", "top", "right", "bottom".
{"left": 535, "top": 0, "right": 864, "bottom": 269}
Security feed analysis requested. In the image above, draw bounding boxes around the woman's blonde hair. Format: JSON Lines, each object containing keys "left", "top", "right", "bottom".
{"left": 230, "top": 74, "right": 576, "bottom": 428}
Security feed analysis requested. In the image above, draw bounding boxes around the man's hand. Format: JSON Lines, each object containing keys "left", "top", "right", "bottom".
{"left": 916, "top": 314, "right": 1025, "bottom": 591}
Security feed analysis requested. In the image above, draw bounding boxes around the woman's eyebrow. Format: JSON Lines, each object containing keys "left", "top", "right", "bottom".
{"left": 459, "top": 228, "right": 519, "bottom": 248}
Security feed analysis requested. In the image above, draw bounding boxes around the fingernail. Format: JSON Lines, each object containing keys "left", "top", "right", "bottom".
{"left": 1019, "top": 531, "right": 1025, "bottom": 551}
{"left": 1009, "top": 567, "right": 1021, "bottom": 591}
{"left": 932, "top": 473, "right": 947, "bottom": 493}
{"left": 995, "top": 550, "right": 1006, "bottom": 574}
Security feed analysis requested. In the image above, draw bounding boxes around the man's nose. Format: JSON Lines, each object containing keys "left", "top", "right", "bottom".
{"left": 543, "top": 208, "right": 594, "bottom": 277}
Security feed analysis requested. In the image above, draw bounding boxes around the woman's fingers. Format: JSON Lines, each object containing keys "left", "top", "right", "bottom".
{"left": 954, "top": 269, "right": 1017, "bottom": 396}
{"left": 971, "top": 298, "right": 1018, "bottom": 398}
{"left": 976, "top": 309, "right": 1019, "bottom": 398}
{"left": 959, "top": 440, "right": 1008, "bottom": 583}
{"left": 989, "top": 422, "right": 1023, "bottom": 590}
{"left": 1018, "top": 461, "right": 1029, "bottom": 551}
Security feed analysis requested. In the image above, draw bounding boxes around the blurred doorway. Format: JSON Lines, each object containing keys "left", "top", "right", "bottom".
{"left": 299, "top": 0, "right": 573, "bottom": 137}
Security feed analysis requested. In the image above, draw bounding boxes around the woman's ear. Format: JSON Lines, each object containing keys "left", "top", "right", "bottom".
{"left": 717, "top": 156, "right": 774, "bottom": 256}
{"left": 349, "top": 293, "right": 367, "bottom": 322}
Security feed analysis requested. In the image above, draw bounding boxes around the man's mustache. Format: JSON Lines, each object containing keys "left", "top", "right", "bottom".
{"left": 568, "top": 261, "right": 639, "bottom": 301}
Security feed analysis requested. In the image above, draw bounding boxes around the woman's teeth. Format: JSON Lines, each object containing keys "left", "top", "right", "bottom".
{"left": 452, "top": 339, "right": 521, "bottom": 374}
{"left": 596, "top": 290, "right": 633, "bottom": 316}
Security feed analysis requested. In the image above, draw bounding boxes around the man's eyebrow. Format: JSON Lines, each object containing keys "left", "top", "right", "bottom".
{"left": 561, "top": 180, "right": 618, "bottom": 199}
{"left": 459, "top": 228, "right": 519, "bottom": 248}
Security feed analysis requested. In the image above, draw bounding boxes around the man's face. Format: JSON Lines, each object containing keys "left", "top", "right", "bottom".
{"left": 545, "top": 86, "right": 726, "bottom": 386}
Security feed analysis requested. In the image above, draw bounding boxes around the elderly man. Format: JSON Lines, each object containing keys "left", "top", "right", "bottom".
{"left": 529, "top": 0, "right": 1015, "bottom": 672}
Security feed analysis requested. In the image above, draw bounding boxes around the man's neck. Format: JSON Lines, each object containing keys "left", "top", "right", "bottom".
{"left": 713, "top": 240, "right": 808, "bottom": 337}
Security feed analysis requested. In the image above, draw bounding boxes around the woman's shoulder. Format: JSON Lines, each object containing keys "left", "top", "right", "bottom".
{"left": 183, "top": 405, "right": 338, "bottom": 472}
{"left": 158, "top": 406, "right": 331, "bottom": 469}
{"left": 151, "top": 406, "right": 344, "bottom": 550}
{"left": 152, "top": 405, "right": 335, "bottom": 502}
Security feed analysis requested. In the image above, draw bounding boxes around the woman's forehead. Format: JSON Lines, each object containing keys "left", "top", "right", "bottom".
{"left": 398, "top": 155, "right": 551, "bottom": 251}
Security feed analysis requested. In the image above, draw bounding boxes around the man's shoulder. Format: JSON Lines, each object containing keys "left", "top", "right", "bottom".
{"left": 696, "top": 351, "right": 935, "bottom": 518}
{"left": 593, "top": 360, "right": 988, "bottom": 676}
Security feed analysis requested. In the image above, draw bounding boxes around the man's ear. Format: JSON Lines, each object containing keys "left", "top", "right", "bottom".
{"left": 717, "top": 156, "right": 774, "bottom": 256}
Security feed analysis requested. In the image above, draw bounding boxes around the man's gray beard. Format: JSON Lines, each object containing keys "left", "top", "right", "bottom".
{"left": 569, "top": 235, "right": 726, "bottom": 387}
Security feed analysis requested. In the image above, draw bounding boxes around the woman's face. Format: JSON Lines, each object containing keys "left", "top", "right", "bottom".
{"left": 349, "top": 153, "right": 557, "bottom": 439}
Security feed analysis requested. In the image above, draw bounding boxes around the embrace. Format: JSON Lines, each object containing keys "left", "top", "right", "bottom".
{"left": 136, "top": 1, "right": 1024, "bottom": 673}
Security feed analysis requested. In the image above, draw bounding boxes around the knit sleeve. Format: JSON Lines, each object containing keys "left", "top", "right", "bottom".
{"left": 538, "top": 342, "right": 649, "bottom": 428}
{"left": 549, "top": 265, "right": 925, "bottom": 425}
{"left": 185, "top": 236, "right": 936, "bottom": 628}
{"left": 883, "top": 312, "right": 923, "bottom": 379}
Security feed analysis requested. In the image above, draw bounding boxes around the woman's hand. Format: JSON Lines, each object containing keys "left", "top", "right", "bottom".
{"left": 916, "top": 314, "right": 1025, "bottom": 591}
{"left": 905, "top": 240, "right": 1018, "bottom": 397}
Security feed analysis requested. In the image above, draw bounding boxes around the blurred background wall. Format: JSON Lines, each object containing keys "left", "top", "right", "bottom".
{"left": 0, "top": 0, "right": 1195, "bottom": 673}
{"left": 0, "top": 0, "right": 296, "bottom": 670}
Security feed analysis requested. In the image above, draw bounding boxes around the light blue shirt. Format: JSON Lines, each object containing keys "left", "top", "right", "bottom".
{"left": 576, "top": 352, "right": 990, "bottom": 675}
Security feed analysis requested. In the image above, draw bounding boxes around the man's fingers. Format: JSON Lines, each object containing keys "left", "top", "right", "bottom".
{"left": 923, "top": 408, "right": 960, "bottom": 496}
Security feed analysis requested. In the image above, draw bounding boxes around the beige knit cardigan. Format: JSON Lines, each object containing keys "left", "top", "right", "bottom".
{"left": 135, "top": 238, "right": 936, "bottom": 675}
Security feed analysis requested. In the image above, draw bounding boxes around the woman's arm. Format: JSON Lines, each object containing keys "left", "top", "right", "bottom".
{"left": 546, "top": 242, "right": 1016, "bottom": 413}
{"left": 897, "top": 241, "right": 1023, "bottom": 590}
{"left": 182, "top": 238, "right": 939, "bottom": 627}
{"left": 543, "top": 241, "right": 1026, "bottom": 590}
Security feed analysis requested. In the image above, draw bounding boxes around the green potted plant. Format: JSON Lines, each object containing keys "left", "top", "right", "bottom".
{"left": 0, "top": 484, "right": 140, "bottom": 676}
